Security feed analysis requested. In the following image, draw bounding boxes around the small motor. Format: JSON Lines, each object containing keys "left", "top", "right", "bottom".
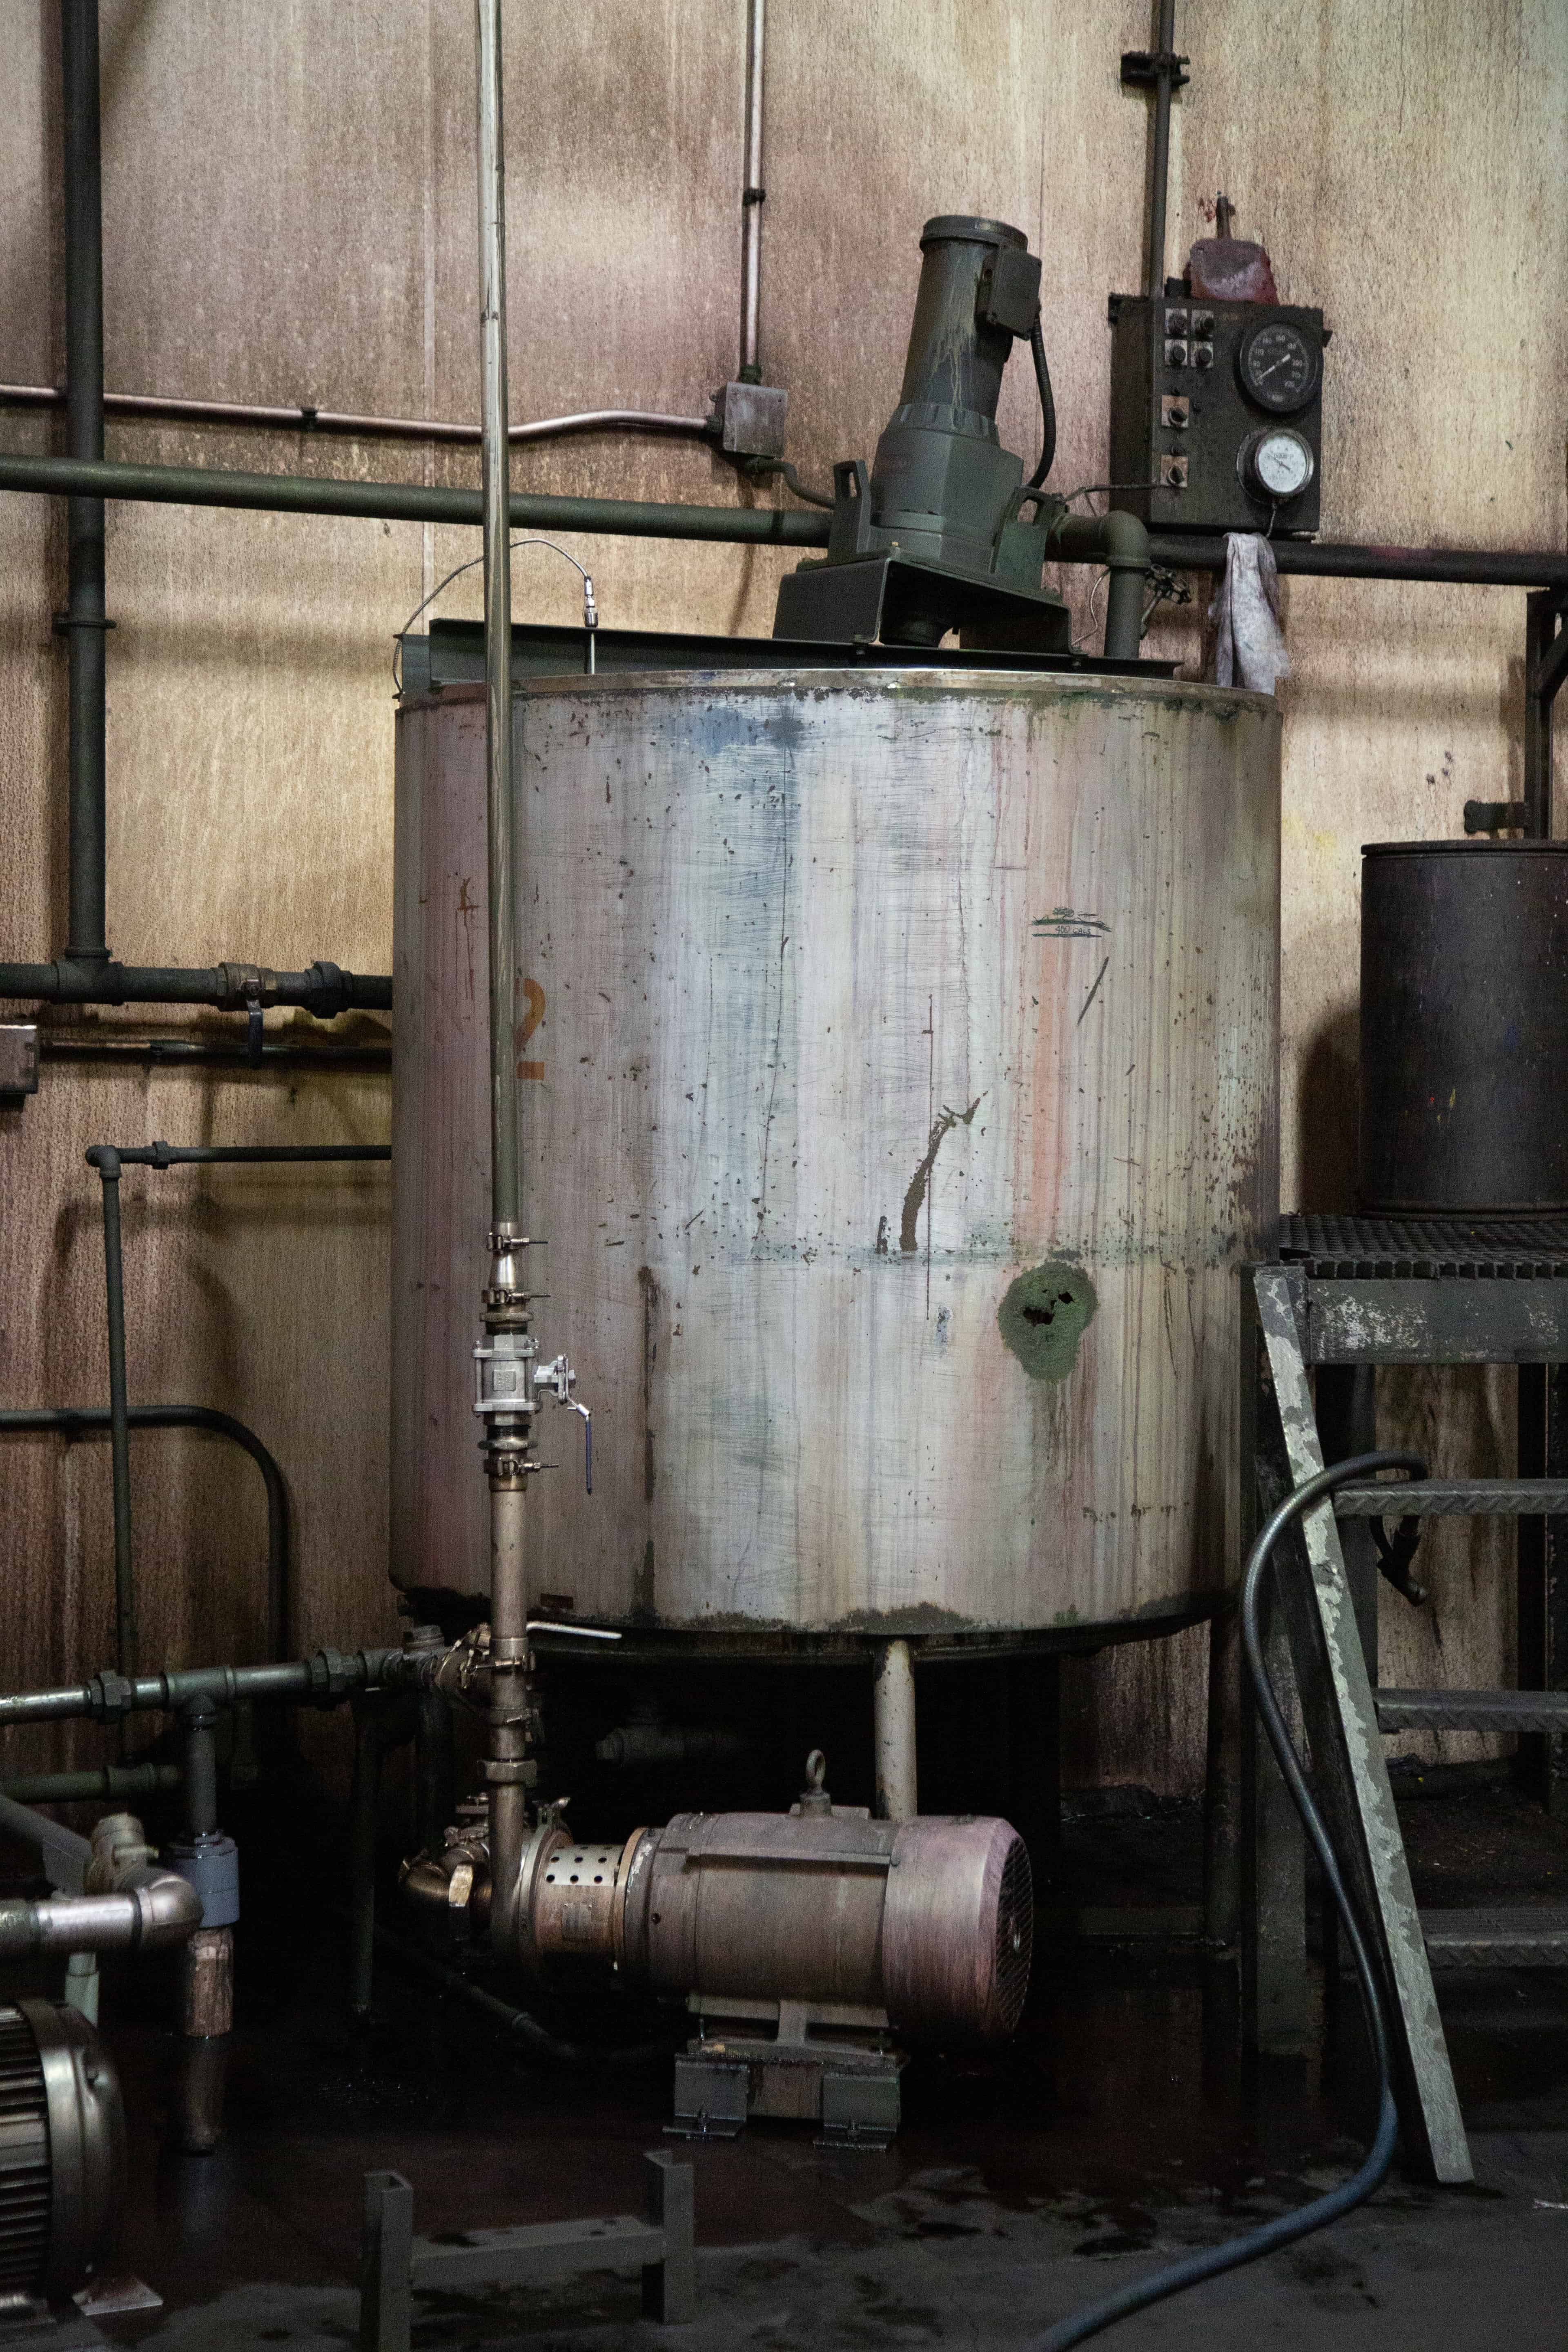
{"left": 0, "top": 2000, "right": 125, "bottom": 2309}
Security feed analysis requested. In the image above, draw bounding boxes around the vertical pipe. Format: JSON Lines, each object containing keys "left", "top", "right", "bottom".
{"left": 475, "top": 0, "right": 518, "bottom": 1235}
{"left": 739, "top": 0, "right": 766, "bottom": 380}
{"left": 873, "top": 1640, "right": 918, "bottom": 1821}
{"left": 347, "top": 1701, "right": 385, "bottom": 2019}
{"left": 182, "top": 1705, "right": 220, "bottom": 1838}
{"left": 96, "top": 1154, "right": 137, "bottom": 1682}
{"left": 1145, "top": 0, "right": 1177, "bottom": 300}
{"left": 60, "top": 0, "right": 109, "bottom": 965}
{"left": 474, "top": 0, "right": 532, "bottom": 1959}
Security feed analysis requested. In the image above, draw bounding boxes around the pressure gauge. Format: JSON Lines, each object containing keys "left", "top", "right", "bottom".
{"left": 1236, "top": 318, "right": 1319, "bottom": 414}
{"left": 1239, "top": 426, "right": 1316, "bottom": 503}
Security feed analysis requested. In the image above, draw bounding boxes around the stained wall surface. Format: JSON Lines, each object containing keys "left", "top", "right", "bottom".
{"left": 0, "top": 0, "right": 1564, "bottom": 1789}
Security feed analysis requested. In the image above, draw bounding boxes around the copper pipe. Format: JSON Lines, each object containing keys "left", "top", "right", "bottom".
{"left": 0, "top": 382, "right": 712, "bottom": 448}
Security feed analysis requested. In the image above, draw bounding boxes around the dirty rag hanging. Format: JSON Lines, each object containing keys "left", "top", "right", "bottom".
{"left": 1208, "top": 531, "right": 1290, "bottom": 695}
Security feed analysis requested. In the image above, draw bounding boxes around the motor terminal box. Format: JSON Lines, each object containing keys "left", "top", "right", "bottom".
{"left": 1107, "top": 289, "right": 1327, "bottom": 535}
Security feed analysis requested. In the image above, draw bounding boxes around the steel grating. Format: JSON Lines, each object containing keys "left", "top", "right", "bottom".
{"left": 1278, "top": 1211, "right": 1568, "bottom": 1280}
{"left": 1422, "top": 1907, "right": 1568, "bottom": 1969}
{"left": 1376, "top": 1688, "right": 1568, "bottom": 1734}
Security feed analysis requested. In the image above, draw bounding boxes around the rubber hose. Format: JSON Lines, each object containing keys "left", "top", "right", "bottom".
{"left": 1027, "top": 312, "right": 1057, "bottom": 490}
{"left": 1033, "top": 1448, "right": 1423, "bottom": 2350}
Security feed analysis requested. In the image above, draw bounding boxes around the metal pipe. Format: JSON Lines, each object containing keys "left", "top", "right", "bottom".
{"left": 0, "top": 1763, "right": 180, "bottom": 1806}
{"left": 873, "top": 1641, "right": 918, "bottom": 1821}
{"left": 474, "top": 0, "right": 536, "bottom": 1973}
{"left": 477, "top": 0, "right": 519, "bottom": 1238}
{"left": 739, "top": 0, "right": 766, "bottom": 379}
{"left": 60, "top": 1, "right": 108, "bottom": 969}
{"left": 182, "top": 1707, "right": 220, "bottom": 1840}
{"left": 7, "top": 450, "right": 1568, "bottom": 590}
{"left": 1049, "top": 508, "right": 1152, "bottom": 659}
{"left": 347, "top": 1700, "right": 389, "bottom": 2020}
{"left": 1, "top": 383, "right": 713, "bottom": 449}
{"left": 97, "top": 1156, "right": 135, "bottom": 1682}
{"left": 0, "top": 1877, "right": 201, "bottom": 1957}
{"left": 0, "top": 1408, "right": 291, "bottom": 1664}
{"left": 0, "top": 1647, "right": 405, "bottom": 1729}
{"left": 0, "top": 450, "right": 829, "bottom": 546}
{"left": 89, "top": 1141, "right": 389, "bottom": 1167}
{"left": 39, "top": 1033, "right": 390, "bottom": 1070}
{"left": 1145, "top": 533, "right": 1568, "bottom": 588}
{"left": 0, "top": 957, "right": 392, "bottom": 1012}
{"left": 0, "top": 1791, "right": 91, "bottom": 1890}
{"left": 1145, "top": 0, "right": 1177, "bottom": 300}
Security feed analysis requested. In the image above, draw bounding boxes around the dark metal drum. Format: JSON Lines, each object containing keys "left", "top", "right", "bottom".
{"left": 1359, "top": 841, "right": 1568, "bottom": 1214}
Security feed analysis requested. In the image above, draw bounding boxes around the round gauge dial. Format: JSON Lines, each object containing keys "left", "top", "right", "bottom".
{"left": 1240, "top": 426, "right": 1315, "bottom": 503}
{"left": 1237, "top": 319, "right": 1319, "bottom": 414}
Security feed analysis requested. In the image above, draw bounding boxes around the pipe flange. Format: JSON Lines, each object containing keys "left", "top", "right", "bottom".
{"left": 507, "top": 1817, "right": 571, "bottom": 1978}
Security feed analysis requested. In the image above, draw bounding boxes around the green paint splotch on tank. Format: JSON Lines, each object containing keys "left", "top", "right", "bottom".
{"left": 998, "top": 1260, "right": 1098, "bottom": 1381}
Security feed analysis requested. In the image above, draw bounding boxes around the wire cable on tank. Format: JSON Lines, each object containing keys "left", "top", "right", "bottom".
{"left": 393, "top": 537, "right": 597, "bottom": 691}
{"left": 1031, "top": 1448, "right": 1424, "bottom": 2351}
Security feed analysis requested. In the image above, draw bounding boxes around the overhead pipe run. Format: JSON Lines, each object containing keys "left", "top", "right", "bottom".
{"left": 1, "top": 381, "right": 714, "bottom": 449}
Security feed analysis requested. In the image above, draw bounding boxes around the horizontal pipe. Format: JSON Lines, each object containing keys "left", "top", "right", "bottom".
{"left": 40, "top": 1035, "right": 390, "bottom": 1069}
{"left": 0, "top": 1646, "right": 405, "bottom": 1728}
{"left": 0, "top": 1405, "right": 292, "bottom": 1664}
{"left": 0, "top": 1872, "right": 201, "bottom": 1956}
{"left": 0, "top": 449, "right": 829, "bottom": 546}
{"left": 1146, "top": 533, "right": 1568, "bottom": 588}
{"left": 0, "top": 958, "right": 391, "bottom": 1011}
{"left": 0, "top": 1762, "right": 181, "bottom": 1805}
{"left": 87, "top": 1141, "right": 388, "bottom": 1167}
{"left": 0, "top": 381, "right": 713, "bottom": 449}
{"left": 5, "top": 451, "right": 1562, "bottom": 591}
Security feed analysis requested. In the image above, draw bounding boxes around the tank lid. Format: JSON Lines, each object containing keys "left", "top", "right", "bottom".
{"left": 1362, "top": 839, "right": 1568, "bottom": 858}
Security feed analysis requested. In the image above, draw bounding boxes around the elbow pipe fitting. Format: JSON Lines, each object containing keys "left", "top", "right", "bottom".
{"left": 1047, "top": 508, "right": 1152, "bottom": 662}
{"left": 0, "top": 1873, "right": 202, "bottom": 1958}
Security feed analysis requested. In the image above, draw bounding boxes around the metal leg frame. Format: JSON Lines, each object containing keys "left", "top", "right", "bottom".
{"left": 359, "top": 2153, "right": 696, "bottom": 2349}
{"left": 1245, "top": 1267, "right": 1472, "bottom": 2183}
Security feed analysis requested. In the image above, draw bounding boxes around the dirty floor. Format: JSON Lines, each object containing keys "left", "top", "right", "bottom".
{"left": 55, "top": 1775, "right": 1568, "bottom": 2349}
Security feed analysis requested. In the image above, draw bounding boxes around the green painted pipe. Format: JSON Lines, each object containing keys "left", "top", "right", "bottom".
{"left": 0, "top": 449, "right": 833, "bottom": 548}
{"left": 0, "top": 1763, "right": 180, "bottom": 1804}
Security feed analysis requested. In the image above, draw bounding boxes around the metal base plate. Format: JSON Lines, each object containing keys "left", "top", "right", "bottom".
{"left": 668, "top": 2035, "right": 906, "bottom": 2150}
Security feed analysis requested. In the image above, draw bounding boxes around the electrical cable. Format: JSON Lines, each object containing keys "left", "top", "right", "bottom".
{"left": 1032, "top": 1447, "right": 1424, "bottom": 2350}
{"left": 393, "top": 535, "right": 596, "bottom": 692}
{"left": 1027, "top": 311, "right": 1057, "bottom": 489}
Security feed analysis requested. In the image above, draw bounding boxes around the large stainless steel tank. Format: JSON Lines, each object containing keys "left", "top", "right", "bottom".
{"left": 392, "top": 668, "right": 1279, "bottom": 1639}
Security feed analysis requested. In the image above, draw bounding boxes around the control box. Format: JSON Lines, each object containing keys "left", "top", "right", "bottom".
{"left": 1107, "top": 291, "right": 1326, "bottom": 535}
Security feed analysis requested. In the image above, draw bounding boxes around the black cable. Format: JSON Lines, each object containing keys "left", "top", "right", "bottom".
{"left": 1027, "top": 311, "right": 1057, "bottom": 490}
{"left": 1033, "top": 1448, "right": 1424, "bottom": 2350}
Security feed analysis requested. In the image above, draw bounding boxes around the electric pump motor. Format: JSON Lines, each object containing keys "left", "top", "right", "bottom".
{"left": 506, "top": 1798, "right": 1033, "bottom": 2045}
{"left": 0, "top": 2000, "right": 125, "bottom": 2307}
{"left": 773, "top": 214, "right": 1070, "bottom": 652}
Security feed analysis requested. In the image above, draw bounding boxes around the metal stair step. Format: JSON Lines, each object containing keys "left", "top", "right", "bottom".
{"left": 1422, "top": 1908, "right": 1568, "bottom": 1969}
{"left": 1376, "top": 1688, "right": 1568, "bottom": 1733}
{"left": 1334, "top": 1478, "right": 1568, "bottom": 1517}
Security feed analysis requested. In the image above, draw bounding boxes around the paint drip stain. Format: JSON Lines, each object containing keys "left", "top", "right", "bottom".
{"left": 900, "top": 1098, "right": 982, "bottom": 1254}
{"left": 998, "top": 1261, "right": 1098, "bottom": 1382}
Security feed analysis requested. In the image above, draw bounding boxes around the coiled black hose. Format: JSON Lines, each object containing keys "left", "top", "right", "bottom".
{"left": 1033, "top": 1449, "right": 1424, "bottom": 2350}
{"left": 1027, "top": 312, "right": 1057, "bottom": 490}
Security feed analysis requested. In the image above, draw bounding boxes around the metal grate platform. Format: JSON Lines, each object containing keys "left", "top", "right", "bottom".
{"left": 1278, "top": 1211, "right": 1568, "bottom": 1280}
{"left": 1422, "top": 1908, "right": 1568, "bottom": 1969}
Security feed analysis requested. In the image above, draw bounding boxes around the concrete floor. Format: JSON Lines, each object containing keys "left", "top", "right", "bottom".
{"left": 46, "top": 1768, "right": 1564, "bottom": 2352}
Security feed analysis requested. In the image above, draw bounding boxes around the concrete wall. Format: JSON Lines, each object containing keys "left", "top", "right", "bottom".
{"left": 0, "top": 0, "right": 1563, "bottom": 1791}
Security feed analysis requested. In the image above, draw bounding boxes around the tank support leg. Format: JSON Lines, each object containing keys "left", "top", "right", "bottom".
{"left": 873, "top": 1641, "right": 918, "bottom": 1820}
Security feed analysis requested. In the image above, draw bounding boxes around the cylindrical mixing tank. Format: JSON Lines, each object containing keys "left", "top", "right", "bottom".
{"left": 1359, "top": 840, "right": 1568, "bottom": 1215}
{"left": 392, "top": 669, "right": 1280, "bottom": 1636}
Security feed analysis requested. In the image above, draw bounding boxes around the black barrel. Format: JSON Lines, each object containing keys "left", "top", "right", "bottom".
{"left": 1359, "top": 840, "right": 1568, "bottom": 1214}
